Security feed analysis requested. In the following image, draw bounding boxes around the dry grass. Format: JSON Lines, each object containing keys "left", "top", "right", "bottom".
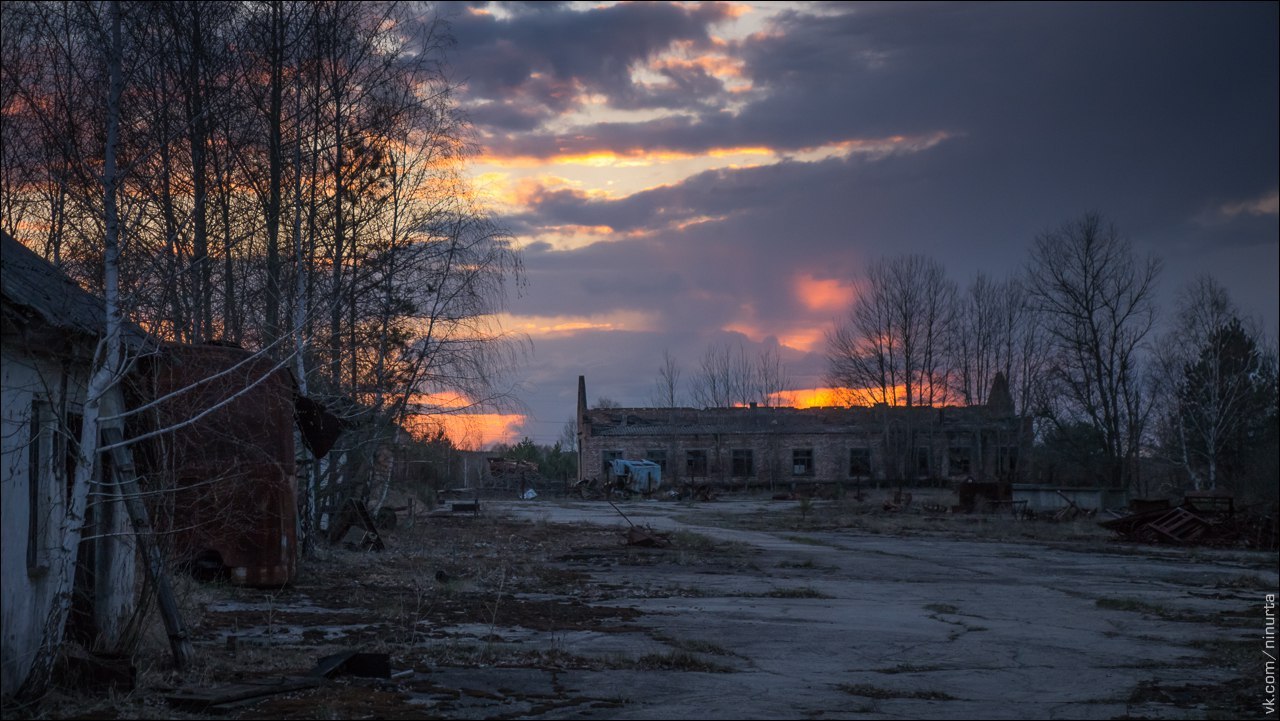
{"left": 20, "top": 510, "right": 633, "bottom": 719}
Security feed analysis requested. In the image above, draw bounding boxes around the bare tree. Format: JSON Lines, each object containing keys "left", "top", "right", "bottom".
{"left": 952, "top": 273, "right": 1002, "bottom": 406}
{"left": 689, "top": 340, "right": 787, "bottom": 408}
{"left": 2, "top": 0, "right": 522, "bottom": 694}
{"left": 17, "top": 0, "right": 131, "bottom": 696}
{"left": 650, "top": 348, "right": 682, "bottom": 408}
{"left": 753, "top": 343, "right": 790, "bottom": 407}
{"left": 826, "top": 254, "right": 956, "bottom": 408}
{"left": 1026, "top": 212, "right": 1161, "bottom": 490}
{"left": 690, "top": 340, "right": 744, "bottom": 408}
{"left": 825, "top": 254, "right": 956, "bottom": 483}
{"left": 559, "top": 419, "right": 578, "bottom": 452}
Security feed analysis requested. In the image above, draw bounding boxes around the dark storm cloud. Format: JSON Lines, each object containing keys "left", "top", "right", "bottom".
{"left": 512, "top": 161, "right": 828, "bottom": 233}
{"left": 736, "top": 3, "right": 1279, "bottom": 216}
{"left": 463, "top": 99, "right": 555, "bottom": 133}
{"left": 509, "top": 157, "right": 884, "bottom": 331}
{"left": 452, "top": 2, "right": 1277, "bottom": 440}
{"left": 500, "top": 2, "right": 1275, "bottom": 259}
{"left": 474, "top": 1, "right": 1278, "bottom": 236}
{"left": 439, "top": 1, "right": 740, "bottom": 124}
{"left": 506, "top": 158, "right": 888, "bottom": 365}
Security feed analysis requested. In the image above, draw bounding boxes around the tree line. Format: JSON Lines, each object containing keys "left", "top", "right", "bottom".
{"left": 1, "top": 1, "right": 523, "bottom": 529}
{"left": 646, "top": 213, "right": 1277, "bottom": 500}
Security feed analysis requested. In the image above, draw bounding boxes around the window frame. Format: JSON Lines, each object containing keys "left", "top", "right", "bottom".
{"left": 601, "top": 449, "right": 623, "bottom": 476}
{"left": 848, "top": 447, "right": 872, "bottom": 478}
{"left": 685, "top": 449, "right": 708, "bottom": 477}
{"left": 948, "top": 446, "right": 972, "bottom": 477}
{"left": 792, "top": 448, "right": 814, "bottom": 476}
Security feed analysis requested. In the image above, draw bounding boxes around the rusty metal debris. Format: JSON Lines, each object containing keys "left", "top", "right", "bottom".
{"left": 166, "top": 676, "right": 322, "bottom": 712}
{"left": 1050, "top": 490, "right": 1096, "bottom": 521}
{"left": 310, "top": 651, "right": 391, "bottom": 680}
{"left": 328, "top": 499, "right": 386, "bottom": 551}
{"left": 1145, "top": 507, "right": 1209, "bottom": 543}
{"left": 166, "top": 651, "right": 394, "bottom": 712}
{"left": 882, "top": 491, "right": 913, "bottom": 512}
{"left": 1100, "top": 493, "right": 1278, "bottom": 549}
{"left": 625, "top": 525, "right": 672, "bottom": 548}
{"left": 603, "top": 498, "right": 671, "bottom": 547}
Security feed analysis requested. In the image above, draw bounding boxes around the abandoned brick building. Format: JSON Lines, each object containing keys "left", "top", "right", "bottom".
{"left": 576, "top": 376, "right": 1030, "bottom": 490}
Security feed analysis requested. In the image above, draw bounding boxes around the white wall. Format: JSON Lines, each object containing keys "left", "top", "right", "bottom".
{"left": 1, "top": 346, "right": 74, "bottom": 695}
{"left": 1, "top": 343, "right": 137, "bottom": 696}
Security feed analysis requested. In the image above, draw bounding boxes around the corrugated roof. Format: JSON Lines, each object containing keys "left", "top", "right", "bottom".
{"left": 1, "top": 231, "right": 151, "bottom": 350}
{"left": 1, "top": 231, "right": 106, "bottom": 337}
{"left": 586, "top": 403, "right": 1020, "bottom": 437}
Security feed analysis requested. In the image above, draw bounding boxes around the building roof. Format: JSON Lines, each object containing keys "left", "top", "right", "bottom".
{"left": 585, "top": 403, "right": 1017, "bottom": 437}
{"left": 1, "top": 231, "right": 107, "bottom": 337}
{"left": 1, "top": 231, "right": 149, "bottom": 349}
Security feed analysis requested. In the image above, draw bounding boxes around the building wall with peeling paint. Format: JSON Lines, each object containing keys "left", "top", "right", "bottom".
{"left": 2, "top": 232, "right": 140, "bottom": 697}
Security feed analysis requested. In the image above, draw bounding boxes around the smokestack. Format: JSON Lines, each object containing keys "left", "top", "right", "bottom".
{"left": 576, "top": 376, "right": 587, "bottom": 482}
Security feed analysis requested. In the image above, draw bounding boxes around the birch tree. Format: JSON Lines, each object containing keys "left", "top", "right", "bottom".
{"left": 4, "top": 0, "right": 523, "bottom": 692}
{"left": 19, "top": 0, "right": 129, "bottom": 696}
{"left": 1154, "top": 275, "right": 1277, "bottom": 491}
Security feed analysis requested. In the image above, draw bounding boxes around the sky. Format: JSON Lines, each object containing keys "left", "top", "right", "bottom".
{"left": 425, "top": 1, "right": 1279, "bottom": 448}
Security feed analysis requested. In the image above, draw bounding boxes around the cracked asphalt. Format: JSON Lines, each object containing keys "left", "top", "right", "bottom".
{"left": 479, "top": 498, "right": 1274, "bottom": 719}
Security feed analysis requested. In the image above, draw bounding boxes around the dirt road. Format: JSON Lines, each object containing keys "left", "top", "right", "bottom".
{"left": 480, "top": 498, "right": 1270, "bottom": 719}
{"left": 39, "top": 496, "right": 1273, "bottom": 719}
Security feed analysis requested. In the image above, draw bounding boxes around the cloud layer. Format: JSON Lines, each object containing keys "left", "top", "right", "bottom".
{"left": 435, "top": 1, "right": 1278, "bottom": 445}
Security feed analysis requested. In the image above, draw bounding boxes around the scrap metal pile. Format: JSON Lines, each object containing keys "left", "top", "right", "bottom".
{"left": 1099, "top": 494, "right": 1278, "bottom": 550}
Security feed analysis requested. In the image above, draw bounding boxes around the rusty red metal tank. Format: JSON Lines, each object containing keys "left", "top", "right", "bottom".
{"left": 138, "top": 343, "right": 298, "bottom": 587}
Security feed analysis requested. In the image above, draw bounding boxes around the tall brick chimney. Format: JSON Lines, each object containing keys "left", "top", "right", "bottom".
{"left": 576, "top": 375, "right": 587, "bottom": 481}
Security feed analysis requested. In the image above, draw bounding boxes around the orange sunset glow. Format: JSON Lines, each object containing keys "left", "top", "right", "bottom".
{"left": 794, "top": 273, "right": 856, "bottom": 311}
{"left": 406, "top": 411, "right": 525, "bottom": 450}
{"left": 405, "top": 391, "right": 525, "bottom": 449}
{"left": 777, "top": 327, "right": 827, "bottom": 353}
{"left": 476, "top": 145, "right": 777, "bottom": 169}
{"left": 769, "top": 387, "right": 845, "bottom": 408}
{"left": 770, "top": 385, "right": 911, "bottom": 408}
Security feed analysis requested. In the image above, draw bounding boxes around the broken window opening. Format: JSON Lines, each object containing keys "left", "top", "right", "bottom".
{"left": 949, "top": 446, "right": 972, "bottom": 477}
{"left": 601, "top": 450, "right": 622, "bottom": 476}
{"left": 731, "top": 449, "right": 754, "bottom": 477}
{"left": 645, "top": 449, "right": 668, "bottom": 473}
{"left": 997, "top": 446, "right": 1019, "bottom": 477}
{"left": 28, "top": 400, "right": 51, "bottom": 575}
{"left": 848, "top": 448, "right": 871, "bottom": 477}
{"left": 685, "top": 450, "right": 708, "bottom": 477}
{"left": 792, "top": 448, "right": 814, "bottom": 476}
{"left": 915, "top": 447, "right": 931, "bottom": 477}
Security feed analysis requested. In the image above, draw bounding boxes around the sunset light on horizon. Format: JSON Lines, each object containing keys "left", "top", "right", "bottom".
{"left": 436, "top": 1, "right": 1277, "bottom": 447}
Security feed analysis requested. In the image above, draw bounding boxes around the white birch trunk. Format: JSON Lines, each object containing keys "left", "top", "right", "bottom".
{"left": 22, "top": 0, "right": 125, "bottom": 697}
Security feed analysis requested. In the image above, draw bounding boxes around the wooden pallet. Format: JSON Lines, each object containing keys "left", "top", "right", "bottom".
{"left": 1147, "top": 507, "right": 1208, "bottom": 543}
